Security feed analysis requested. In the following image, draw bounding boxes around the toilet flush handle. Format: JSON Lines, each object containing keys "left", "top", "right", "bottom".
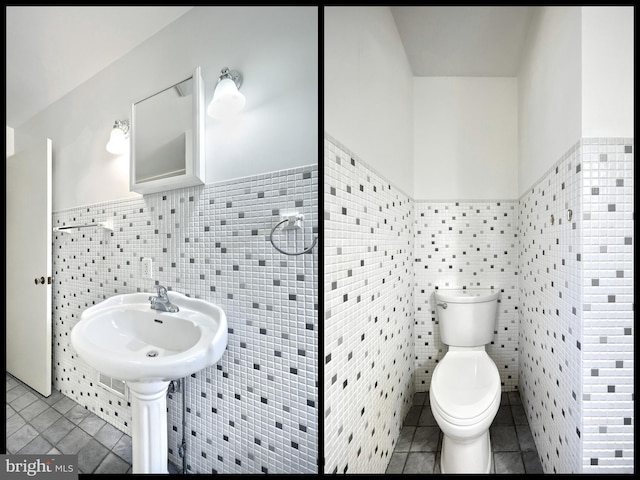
{"left": 437, "top": 302, "right": 448, "bottom": 309}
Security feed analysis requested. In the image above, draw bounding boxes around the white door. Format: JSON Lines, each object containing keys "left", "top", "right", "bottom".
{"left": 6, "top": 139, "right": 52, "bottom": 397}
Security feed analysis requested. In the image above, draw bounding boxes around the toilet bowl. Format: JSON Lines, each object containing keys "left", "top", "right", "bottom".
{"left": 430, "top": 348, "right": 501, "bottom": 473}
{"left": 428, "top": 288, "right": 501, "bottom": 474}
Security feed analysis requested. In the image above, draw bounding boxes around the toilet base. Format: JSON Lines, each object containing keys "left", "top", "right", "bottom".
{"left": 440, "top": 429, "right": 492, "bottom": 474}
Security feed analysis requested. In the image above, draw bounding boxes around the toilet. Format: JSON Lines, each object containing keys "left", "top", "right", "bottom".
{"left": 429, "top": 288, "right": 501, "bottom": 474}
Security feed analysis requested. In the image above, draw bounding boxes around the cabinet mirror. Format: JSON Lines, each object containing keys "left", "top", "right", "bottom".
{"left": 130, "top": 66, "right": 205, "bottom": 194}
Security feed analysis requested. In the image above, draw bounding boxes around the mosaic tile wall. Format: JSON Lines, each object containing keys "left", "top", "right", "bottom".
{"left": 518, "top": 138, "right": 634, "bottom": 474}
{"left": 414, "top": 201, "right": 519, "bottom": 391}
{"left": 324, "top": 134, "right": 415, "bottom": 474}
{"left": 580, "top": 138, "right": 634, "bottom": 473}
{"left": 52, "top": 165, "right": 318, "bottom": 474}
{"left": 518, "top": 142, "right": 584, "bottom": 473}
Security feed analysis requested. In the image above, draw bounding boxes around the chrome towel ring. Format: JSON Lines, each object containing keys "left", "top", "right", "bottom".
{"left": 269, "top": 215, "right": 317, "bottom": 256}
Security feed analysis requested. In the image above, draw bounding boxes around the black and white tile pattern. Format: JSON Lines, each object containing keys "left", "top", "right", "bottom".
{"left": 324, "top": 135, "right": 415, "bottom": 474}
{"left": 518, "top": 138, "right": 634, "bottom": 473}
{"left": 51, "top": 165, "right": 318, "bottom": 474}
{"left": 580, "top": 139, "right": 634, "bottom": 472}
{"left": 414, "top": 201, "right": 519, "bottom": 391}
{"left": 325, "top": 134, "right": 633, "bottom": 474}
{"left": 519, "top": 141, "right": 584, "bottom": 473}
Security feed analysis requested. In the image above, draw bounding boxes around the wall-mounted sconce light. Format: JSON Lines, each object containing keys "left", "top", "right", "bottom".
{"left": 106, "top": 120, "right": 130, "bottom": 154}
{"left": 207, "top": 67, "right": 245, "bottom": 119}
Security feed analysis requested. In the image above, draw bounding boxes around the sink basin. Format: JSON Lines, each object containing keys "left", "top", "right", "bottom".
{"left": 71, "top": 290, "right": 227, "bottom": 473}
{"left": 71, "top": 291, "right": 228, "bottom": 382}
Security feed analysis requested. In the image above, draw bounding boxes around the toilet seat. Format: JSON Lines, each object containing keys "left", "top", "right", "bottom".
{"left": 430, "top": 351, "right": 500, "bottom": 426}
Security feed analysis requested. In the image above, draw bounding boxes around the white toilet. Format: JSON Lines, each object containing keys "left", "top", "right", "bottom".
{"left": 429, "top": 288, "right": 501, "bottom": 474}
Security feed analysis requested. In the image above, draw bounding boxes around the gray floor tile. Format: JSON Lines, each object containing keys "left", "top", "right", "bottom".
{"left": 57, "top": 427, "right": 92, "bottom": 455}
{"left": 41, "top": 389, "right": 65, "bottom": 406}
{"left": 522, "top": 450, "right": 544, "bottom": 473}
{"left": 6, "top": 375, "right": 19, "bottom": 391}
{"left": 94, "top": 422, "right": 124, "bottom": 450}
{"left": 434, "top": 452, "right": 441, "bottom": 474}
{"left": 516, "top": 424, "right": 536, "bottom": 452}
{"left": 94, "top": 452, "right": 130, "bottom": 474}
{"left": 51, "top": 396, "right": 77, "bottom": 415}
{"left": 491, "top": 425, "right": 519, "bottom": 452}
{"left": 41, "top": 417, "right": 76, "bottom": 445}
{"left": 387, "top": 389, "right": 542, "bottom": 475}
{"left": 511, "top": 404, "right": 528, "bottom": 425}
{"left": 494, "top": 451, "right": 525, "bottom": 474}
{"left": 507, "top": 391, "right": 522, "bottom": 405}
{"left": 10, "top": 391, "right": 39, "bottom": 411}
{"left": 6, "top": 411, "right": 26, "bottom": 436}
{"left": 395, "top": 426, "right": 416, "bottom": 452}
{"left": 6, "top": 385, "right": 29, "bottom": 403}
{"left": 410, "top": 426, "right": 440, "bottom": 452}
{"left": 17, "top": 434, "right": 53, "bottom": 454}
{"left": 6, "top": 424, "right": 39, "bottom": 453}
{"left": 78, "top": 413, "right": 107, "bottom": 436}
{"left": 112, "top": 434, "right": 133, "bottom": 464}
{"left": 65, "top": 404, "right": 92, "bottom": 425}
{"left": 403, "top": 405, "right": 422, "bottom": 426}
{"left": 418, "top": 406, "right": 437, "bottom": 426}
{"left": 413, "top": 392, "right": 427, "bottom": 405}
{"left": 492, "top": 404, "right": 514, "bottom": 426}
{"left": 30, "top": 407, "right": 63, "bottom": 433}
{"left": 386, "top": 452, "right": 408, "bottom": 474}
{"left": 19, "top": 398, "right": 49, "bottom": 421}
{"left": 77, "top": 439, "right": 110, "bottom": 473}
{"left": 5, "top": 378, "right": 132, "bottom": 474}
{"left": 403, "top": 452, "right": 436, "bottom": 473}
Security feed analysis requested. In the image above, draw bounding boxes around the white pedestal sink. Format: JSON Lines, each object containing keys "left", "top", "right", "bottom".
{"left": 71, "top": 291, "right": 228, "bottom": 474}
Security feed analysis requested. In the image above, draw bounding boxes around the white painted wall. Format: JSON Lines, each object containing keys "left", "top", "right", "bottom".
{"left": 413, "top": 77, "right": 518, "bottom": 200}
{"left": 517, "top": 7, "right": 582, "bottom": 196}
{"left": 581, "top": 6, "right": 634, "bottom": 137}
{"left": 324, "top": 6, "right": 414, "bottom": 196}
{"left": 12, "top": 6, "right": 317, "bottom": 211}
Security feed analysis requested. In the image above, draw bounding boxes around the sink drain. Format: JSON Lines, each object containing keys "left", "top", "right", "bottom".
{"left": 146, "top": 350, "right": 159, "bottom": 358}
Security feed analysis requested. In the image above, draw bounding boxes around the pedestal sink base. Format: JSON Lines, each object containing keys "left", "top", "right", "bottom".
{"left": 128, "top": 380, "right": 170, "bottom": 474}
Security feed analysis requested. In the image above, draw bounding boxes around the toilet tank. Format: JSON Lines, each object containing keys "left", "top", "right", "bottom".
{"left": 435, "top": 289, "right": 499, "bottom": 347}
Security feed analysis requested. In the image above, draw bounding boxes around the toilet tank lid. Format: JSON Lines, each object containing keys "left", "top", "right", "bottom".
{"left": 435, "top": 288, "right": 499, "bottom": 303}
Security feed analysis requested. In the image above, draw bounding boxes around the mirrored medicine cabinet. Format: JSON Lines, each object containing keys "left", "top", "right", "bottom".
{"left": 130, "top": 66, "right": 205, "bottom": 194}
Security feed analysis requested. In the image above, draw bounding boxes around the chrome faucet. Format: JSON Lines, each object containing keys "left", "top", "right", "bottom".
{"left": 149, "top": 285, "right": 179, "bottom": 313}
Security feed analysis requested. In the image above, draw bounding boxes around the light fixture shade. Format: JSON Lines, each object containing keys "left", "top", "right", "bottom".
{"left": 106, "top": 121, "right": 129, "bottom": 154}
{"left": 208, "top": 72, "right": 245, "bottom": 119}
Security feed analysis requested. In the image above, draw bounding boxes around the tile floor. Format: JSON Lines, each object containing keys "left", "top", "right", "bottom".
{"left": 6, "top": 374, "right": 544, "bottom": 475}
{"left": 5, "top": 373, "right": 181, "bottom": 474}
{"left": 386, "top": 390, "right": 544, "bottom": 474}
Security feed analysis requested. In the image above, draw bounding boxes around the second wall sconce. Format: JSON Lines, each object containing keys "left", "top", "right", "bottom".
{"left": 106, "top": 120, "right": 130, "bottom": 154}
{"left": 207, "top": 67, "right": 245, "bottom": 119}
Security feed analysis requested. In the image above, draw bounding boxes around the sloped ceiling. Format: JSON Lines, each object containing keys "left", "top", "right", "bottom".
{"left": 6, "top": 6, "right": 193, "bottom": 128}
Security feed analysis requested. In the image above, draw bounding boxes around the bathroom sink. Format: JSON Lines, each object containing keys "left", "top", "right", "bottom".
{"left": 71, "top": 290, "right": 228, "bottom": 473}
{"left": 71, "top": 291, "right": 228, "bottom": 382}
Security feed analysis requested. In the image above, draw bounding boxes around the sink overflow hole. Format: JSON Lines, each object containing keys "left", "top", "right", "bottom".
{"left": 154, "top": 319, "right": 163, "bottom": 324}
{"left": 147, "top": 350, "right": 159, "bottom": 357}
